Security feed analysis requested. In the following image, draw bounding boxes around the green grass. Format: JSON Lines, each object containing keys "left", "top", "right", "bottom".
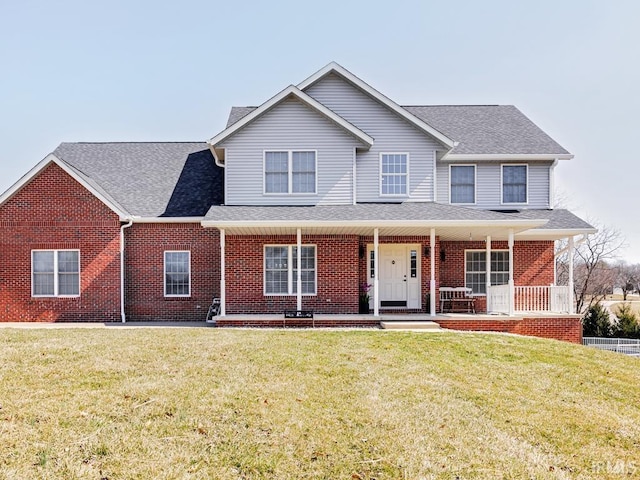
{"left": 1, "top": 328, "right": 639, "bottom": 479}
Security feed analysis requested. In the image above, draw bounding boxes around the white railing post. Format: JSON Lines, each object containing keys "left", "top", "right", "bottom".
{"left": 568, "top": 236, "right": 575, "bottom": 314}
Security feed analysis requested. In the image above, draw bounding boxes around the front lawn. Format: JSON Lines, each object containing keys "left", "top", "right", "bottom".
{"left": 1, "top": 328, "right": 638, "bottom": 479}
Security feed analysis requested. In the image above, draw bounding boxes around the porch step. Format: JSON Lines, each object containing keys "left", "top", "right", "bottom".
{"left": 380, "top": 321, "right": 442, "bottom": 331}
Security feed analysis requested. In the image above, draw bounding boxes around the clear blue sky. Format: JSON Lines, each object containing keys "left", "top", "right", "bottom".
{"left": 1, "top": 0, "right": 639, "bottom": 261}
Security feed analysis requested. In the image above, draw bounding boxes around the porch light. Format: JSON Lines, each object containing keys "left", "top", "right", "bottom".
{"left": 359, "top": 245, "right": 365, "bottom": 258}
{"left": 424, "top": 246, "right": 430, "bottom": 257}
{"left": 440, "top": 250, "right": 446, "bottom": 262}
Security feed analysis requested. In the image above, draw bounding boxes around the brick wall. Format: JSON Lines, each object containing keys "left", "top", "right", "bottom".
{"left": 124, "top": 223, "right": 220, "bottom": 321}
{"left": 439, "top": 240, "right": 555, "bottom": 312}
{"left": 0, "top": 163, "right": 122, "bottom": 322}
{"left": 436, "top": 316, "right": 583, "bottom": 344}
{"left": 225, "top": 234, "right": 359, "bottom": 314}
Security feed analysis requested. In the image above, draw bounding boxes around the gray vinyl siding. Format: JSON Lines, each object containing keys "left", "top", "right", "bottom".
{"left": 221, "top": 97, "right": 366, "bottom": 205}
{"left": 437, "top": 161, "right": 552, "bottom": 209}
{"left": 305, "top": 73, "right": 440, "bottom": 202}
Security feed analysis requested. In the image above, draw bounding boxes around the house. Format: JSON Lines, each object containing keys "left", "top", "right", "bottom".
{"left": 0, "top": 62, "right": 595, "bottom": 342}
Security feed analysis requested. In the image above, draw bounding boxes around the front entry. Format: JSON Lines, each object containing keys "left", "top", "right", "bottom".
{"left": 372, "top": 244, "right": 421, "bottom": 309}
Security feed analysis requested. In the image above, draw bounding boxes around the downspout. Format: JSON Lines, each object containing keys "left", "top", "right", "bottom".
{"left": 120, "top": 219, "right": 133, "bottom": 323}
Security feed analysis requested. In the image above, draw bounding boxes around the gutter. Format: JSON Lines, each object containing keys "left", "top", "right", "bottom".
{"left": 120, "top": 219, "right": 133, "bottom": 323}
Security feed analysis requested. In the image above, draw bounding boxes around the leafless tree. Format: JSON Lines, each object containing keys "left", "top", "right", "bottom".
{"left": 615, "top": 262, "right": 640, "bottom": 300}
{"left": 557, "top": 221, "right": 626, "bottom": 313}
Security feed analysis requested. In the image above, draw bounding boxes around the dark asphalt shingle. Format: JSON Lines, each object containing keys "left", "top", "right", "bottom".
{"left": 53, "top": 142, "right": 224, "bottom": 217}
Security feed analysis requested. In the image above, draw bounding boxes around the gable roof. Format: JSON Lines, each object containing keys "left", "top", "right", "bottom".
{"left": 227, "top": 104, "right": 573, "bottom": 159}
{"left": 53, "top": 142, "right": 224, "bottom": 218}
{"left": 297, "top": 62, "right": 456, "bottom": 149}
{"left": 404, "top": 105, "right": 572, "bottom": 159}
{"left": 0, "top": 153, "right": 130, "bottom": 219}
{"left": 208, "top": 85, "right": 374, "bottom": 158}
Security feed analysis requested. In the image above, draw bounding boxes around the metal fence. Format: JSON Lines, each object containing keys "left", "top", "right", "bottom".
{"left": 583, "top": 337, "right": 640, "bottom": 357}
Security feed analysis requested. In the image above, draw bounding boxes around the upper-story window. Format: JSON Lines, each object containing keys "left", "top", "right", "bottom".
{"left": 380, "top": 153, "right": 408, "bottom": 196}
{"left": 450, "top": 165, "right": 475, "bottom": 204}
{"left": 502, "top": 164, "right": 528, "bottom": 204}
{"left": 264, "top": 151, "right": 316, "bottom": 194}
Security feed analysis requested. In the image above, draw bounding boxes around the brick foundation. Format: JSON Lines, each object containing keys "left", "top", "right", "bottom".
{"left": 436, "top": 316, "right": 583, "bottom": 344}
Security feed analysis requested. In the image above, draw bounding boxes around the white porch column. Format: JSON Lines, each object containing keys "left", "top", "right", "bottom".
{"left": 220, "top": 229, "right": 226, "bottom": 316}
{"left": 508, "top": 229, "right": 514, "bottom": 316}
{"left": 374, "top": 228, "right": 379, "bottom": 317}
{"left": 296, "top": 228, "right": 302, "bottom": 311}
{"left": 486, "top": 235, "right": 492, "bottom": 312}
{"left": 430, "top": 228, "right": 436, "bottom": 316}
{"left": 568, "top": 236, "right": 575, "bottom": 314}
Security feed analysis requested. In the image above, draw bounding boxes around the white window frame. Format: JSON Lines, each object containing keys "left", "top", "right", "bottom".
{"left": 449, "top": 164, "right": 476, "bottom": 205}
{"left": 264, "top": 244, "right": 317, "bottom": 296}
{"left": 464, "top": 249, "right": 509, "bottom": 295}
{"left": 501, "top": 163, "right": 528, "bottom": 205}
{"left": 31, "top": 249, "right": 80, "bottom": 298}
{"left": 263, "top": 150, "right": 317, "bottom": 195}
{"left": 379, "top": 152, "right": 409, "bottom": 197}
{"left": 164, "top": 250, "right": 191, "bottom": 298}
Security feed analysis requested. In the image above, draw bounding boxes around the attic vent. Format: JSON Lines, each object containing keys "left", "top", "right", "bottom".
{"left": 491, "top": 209, "right": 521, "bottom": 213}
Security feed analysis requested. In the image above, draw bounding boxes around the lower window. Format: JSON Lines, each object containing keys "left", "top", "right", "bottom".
{"left": 465, "top": 250, "right": 509, "bottom": 294}
{"left": 164, "top": 251, "right": 191, "bottom": 297}
{"left": 264, "top": 245, "right": 316, "bottom": 295}
{"left": 32, "top": 250, "right": 80, "bottom": 297}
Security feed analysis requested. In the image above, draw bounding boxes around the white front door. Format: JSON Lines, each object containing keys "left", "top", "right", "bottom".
{"left": 380, "top": 245, "right": 407, "bottom": 306}
{"left": 374, "top": 244, "right": 421, "bottom": 309}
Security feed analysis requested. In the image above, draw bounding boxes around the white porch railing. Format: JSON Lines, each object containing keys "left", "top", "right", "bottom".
{"left": 487, "top": 285, "right": 571, "bottom": 314}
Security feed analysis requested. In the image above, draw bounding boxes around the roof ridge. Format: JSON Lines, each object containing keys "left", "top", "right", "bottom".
{"left": 402, "top": 104, "right": 507, "bottom": 107}
{"left": 59, "top": 141, "right": 207, "bottom": 145}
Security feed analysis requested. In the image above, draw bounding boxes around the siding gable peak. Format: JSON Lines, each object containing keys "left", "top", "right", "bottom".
{"left": 208, "top": 85, "right": 373, "bottom": 165}
{"left": 298, "top": 62, "right": 456, "bottom": 150}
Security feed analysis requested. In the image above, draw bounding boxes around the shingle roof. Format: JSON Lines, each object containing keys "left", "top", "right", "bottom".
{"left": 403, "top": 105, "right": 570, "bottom": 155}
{"left": 202, "top": 204, "right": 594, "bottom": 236}
{"left": 226, "top": 105, "right": 570, "bottom": 156}
{"left": 204, "top": 202, "right": 514, "bottom": 223}
{"left": 507, "top": 208, "right": 595, "bottom": 231}
{"left": 53, "top": 142, "right": 223, "bottom": 217}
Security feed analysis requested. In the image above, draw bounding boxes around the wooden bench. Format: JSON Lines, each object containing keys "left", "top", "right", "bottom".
{"left": 440, "top": 287, "right": 476, "bottom": 314}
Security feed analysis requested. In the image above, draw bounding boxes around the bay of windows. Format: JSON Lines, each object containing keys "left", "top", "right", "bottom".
{"left": 465, "top": 250, "right": 509, "bottom": 294}
{"left": 265, "top": 151, "right": 316, "bottom": 194}
{"left": 264, "top": 245, "right": 316, "bottom": 295}
{"left": 32, "top": 250, "right": 80, "bottom": 297}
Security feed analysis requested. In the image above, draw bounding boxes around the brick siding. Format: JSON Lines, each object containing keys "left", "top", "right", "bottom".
{"left": 0, "top": 163, "right": 121, "bottom": 322}
{"left": 124, "top": 223, "right": 220, "bottom": 321}
{"left": 436, "top": 316, "right": 583, "bottom": 344}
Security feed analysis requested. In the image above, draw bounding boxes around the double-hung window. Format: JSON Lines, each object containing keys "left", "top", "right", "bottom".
{"left": 264, "top": 245, "right": 316, "bottom": 295}
{"left": 465, "top": 250, "right": 509, "bottom": 294}
{"left": 264, "top": 151, "right": 316, "bottom": 194}
{"left": 164, "top": 251, "right": 191, "bottom": 297}
{"left": 502, "top": 165, "right": 527, "bottom": 204}
{"left": 450, "top": 165, "right": 475, "bottom": 204}
{"left": 32, "top": 250, "right": 80, "bottom": 297}
{"left": 380, "top": 153, "right": 408, "bottom": 196}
